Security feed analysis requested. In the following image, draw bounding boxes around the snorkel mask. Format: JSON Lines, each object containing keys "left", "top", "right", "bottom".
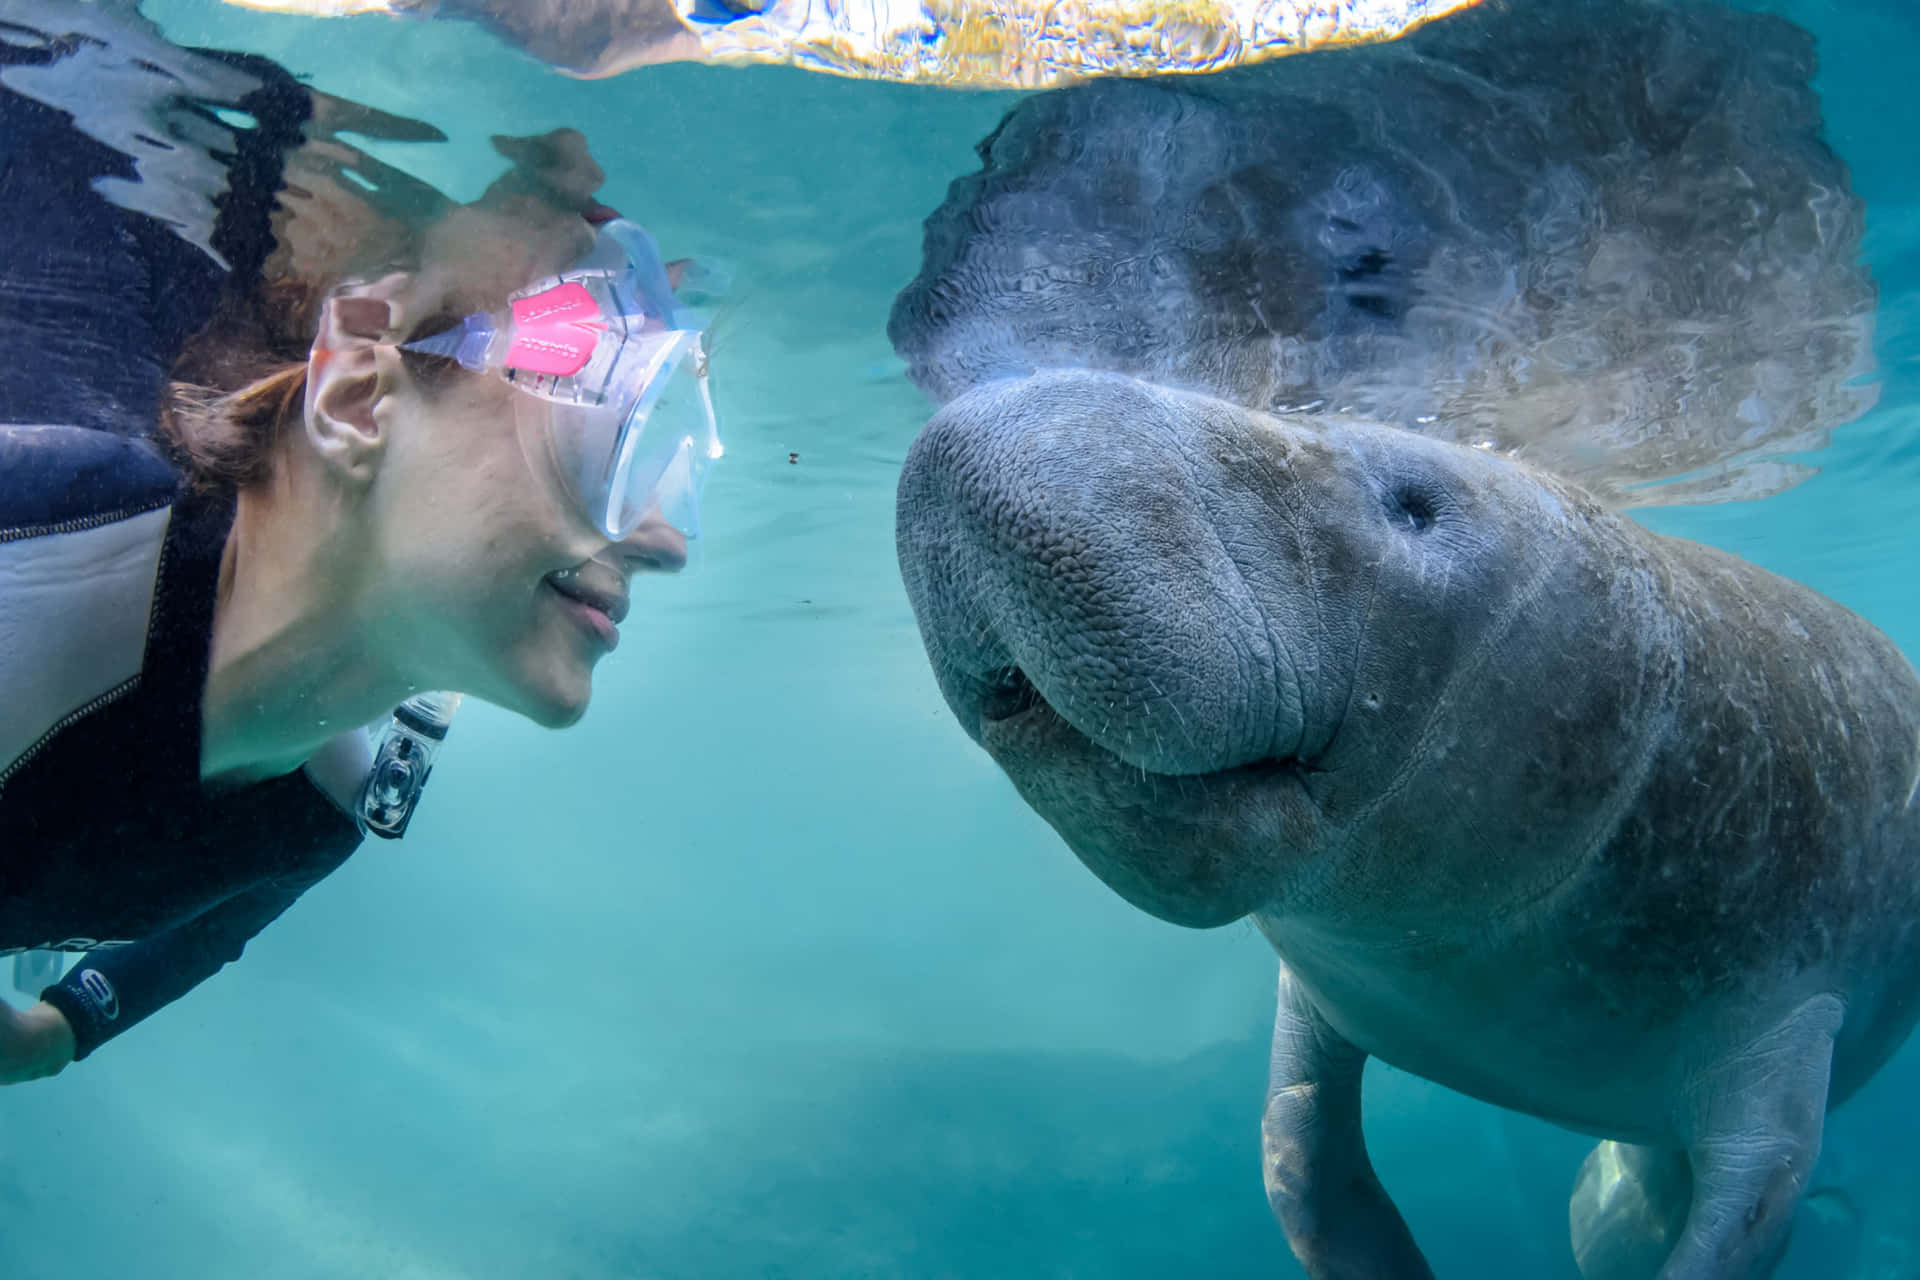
{"left": 403, "top": 218, "right": 723, "bottom": 542}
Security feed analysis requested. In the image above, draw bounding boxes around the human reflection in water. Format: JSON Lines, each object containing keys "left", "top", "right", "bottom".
{"left": 0, "top": 7, "right": 711, "bottom": 1082}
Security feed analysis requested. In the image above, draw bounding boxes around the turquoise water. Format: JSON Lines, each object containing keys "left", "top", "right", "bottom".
{"left": 0, "top": 1, "right": 1915, "bottom": 1276}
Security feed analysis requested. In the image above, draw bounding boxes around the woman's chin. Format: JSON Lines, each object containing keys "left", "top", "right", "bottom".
{"left": 531, "top": 682, "right": 593, "bottom": 729}
{"left": 502, "top": 662, "right": 595, "bottom": 729}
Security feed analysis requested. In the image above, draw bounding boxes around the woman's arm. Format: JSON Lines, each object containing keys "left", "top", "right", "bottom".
{"left": 29, "top": 851, "right": 352, "bottom": 1070}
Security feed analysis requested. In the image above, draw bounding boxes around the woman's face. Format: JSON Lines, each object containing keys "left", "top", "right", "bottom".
{"left": 311, "top": 131, "right": 691, "bottom": 726}
{"left": 366, "top": 360, "right": 687, "bottom": 727}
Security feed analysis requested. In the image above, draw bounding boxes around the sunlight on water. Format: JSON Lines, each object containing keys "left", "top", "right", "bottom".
{"left": 0, "top": 0, "right": 1915, "bottom": 1276}
{"left": 216, "top": 0, "right": 1484, "bottom": 87}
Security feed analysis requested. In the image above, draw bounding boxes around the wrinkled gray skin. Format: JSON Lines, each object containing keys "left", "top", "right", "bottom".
{"left": 895, "top": 371, "right": 1920, "bottom": 1279}
{"left": 889, "top": 0, "right": 1877, "bottom": 509}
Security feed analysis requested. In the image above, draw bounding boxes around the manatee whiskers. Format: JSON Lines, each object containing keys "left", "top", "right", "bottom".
{"left": 1141, "top": 676, "right": 1194, "bottom": 748}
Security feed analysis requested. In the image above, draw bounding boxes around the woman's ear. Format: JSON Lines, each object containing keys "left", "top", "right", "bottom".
{"left": 306, "top": 289, "right": 403, "bottom": 484}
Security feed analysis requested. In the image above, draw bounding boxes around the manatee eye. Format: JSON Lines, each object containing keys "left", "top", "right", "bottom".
{"left": 1385, "top": 484, "right": 1437, "bottom": 533}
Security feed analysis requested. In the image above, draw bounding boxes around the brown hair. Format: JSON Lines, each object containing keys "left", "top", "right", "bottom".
{"left": 159, "top": 363, "right": 309, "bottom": 492}
{"left": 157, "top": 272, "right": 325, "bottom": 492}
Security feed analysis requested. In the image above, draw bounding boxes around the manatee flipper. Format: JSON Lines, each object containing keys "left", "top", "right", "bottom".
{"left": 1571, "top": 1141, "right": 1693, "bottom": 1280}
{"left": 1261, "top": 962, "right": 1434, "bottom": 1280}
{"left": 1655, "top": 995, "right": 1843, "bottom": 1280}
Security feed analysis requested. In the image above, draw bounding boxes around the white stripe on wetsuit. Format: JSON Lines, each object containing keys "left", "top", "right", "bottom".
{"left": 0, "top": 507, "right": 171, "bottom": 782}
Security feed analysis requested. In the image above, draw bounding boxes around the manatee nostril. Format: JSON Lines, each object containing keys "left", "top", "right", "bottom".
{"left": 1388, "top": 486, "right": 1436, "bottom": 533}
{"left": 1342, "top": 247, "right": 1392, "bottom": 278}
{"left": 982, "top": 666, "right": 1043, "bottom": 722}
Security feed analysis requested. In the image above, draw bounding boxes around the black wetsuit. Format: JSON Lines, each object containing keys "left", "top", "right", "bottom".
{"left": 0, "top": 11, "right": 371, "bottom": 1060}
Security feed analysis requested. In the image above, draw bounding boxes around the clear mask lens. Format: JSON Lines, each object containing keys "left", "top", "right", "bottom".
{"left": 539, "top": 327, "right": 720, "bottom": 541}
{"left": 614, "top": 335, "right": 720, "bottom": 538}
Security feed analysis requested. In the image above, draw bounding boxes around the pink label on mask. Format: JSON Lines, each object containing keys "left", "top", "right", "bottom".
{"left": 507, "top": 282, "right": 609, "bottom": 376}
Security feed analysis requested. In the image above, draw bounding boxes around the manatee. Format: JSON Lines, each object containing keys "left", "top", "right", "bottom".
{"left": 894, "top": 370, "right": 1920, "bottom": 1278}
{"left": 888, "top": 2, "right": 1917, "bottom": 1276}
{"left": 888, "top": 0, "right": 1878, "bottom": 509}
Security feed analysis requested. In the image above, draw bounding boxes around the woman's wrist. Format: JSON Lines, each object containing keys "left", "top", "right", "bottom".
{"left": 26, "top": 1000, "right": 76, "bottom": 1060}
{"left": 0, "top": 1000, "right": 77, "bottom": 1083}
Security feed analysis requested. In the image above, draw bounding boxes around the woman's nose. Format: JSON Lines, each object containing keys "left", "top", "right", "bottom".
{"left": 619, "top": 510, "right": 688, "bottom": 574}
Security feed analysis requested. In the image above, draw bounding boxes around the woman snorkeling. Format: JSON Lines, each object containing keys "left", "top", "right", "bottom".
{"left": 0, "top": 7, "right": 717, "bottom": 1081}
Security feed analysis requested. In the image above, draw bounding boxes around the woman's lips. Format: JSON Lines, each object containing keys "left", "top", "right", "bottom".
{"left": 546, "top": 575, "right": 625, "bottom": 650}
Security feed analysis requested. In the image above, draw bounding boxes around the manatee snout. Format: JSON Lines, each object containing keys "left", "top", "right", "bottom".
{"left": 897, "top": 370, "right": 1312, "bottom": 780}
{"left": 895, "top": 370, "right": 1440, "bottom": 926}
